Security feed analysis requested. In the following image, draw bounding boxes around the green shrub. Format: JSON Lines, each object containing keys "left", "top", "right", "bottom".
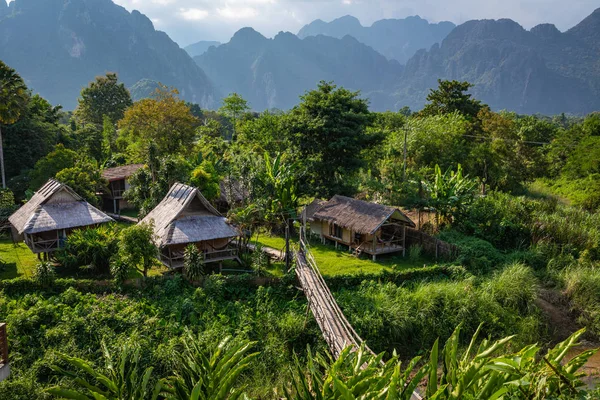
{"left": 55, "top": 224, "right": 119, "bottom": 274}
{"left": 251, "top": 244, "right": 270, "bottom": 277}
{"left": 33, "top": 261, "right": 55, "bottom": 287}
{"left": 562, "top": 264, "right": 600, "bottom": 335}
{"left": 438, "top": 230, "right": 505, "bottom": 272}
{"left": 183, "top": 244, "right": 205, "bottom": 281}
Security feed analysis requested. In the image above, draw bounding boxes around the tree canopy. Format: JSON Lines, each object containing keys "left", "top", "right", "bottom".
{"left": 75, "top": 73, "right": 132, "bottom": 126}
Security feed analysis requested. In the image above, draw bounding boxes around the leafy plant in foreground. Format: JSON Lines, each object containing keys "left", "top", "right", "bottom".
{"left": 161, "top": 335, "right": 258, "bottom": 400}
{"left": 33, "top": 261, "right": 56, "bottom": 287}
{"left": 47, "top": 342, "right": 161, "bottom": 400}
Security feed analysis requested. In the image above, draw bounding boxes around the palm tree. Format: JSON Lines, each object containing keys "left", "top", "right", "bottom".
{"left": 0, "top": 61, "right": 29, "bottom": 188}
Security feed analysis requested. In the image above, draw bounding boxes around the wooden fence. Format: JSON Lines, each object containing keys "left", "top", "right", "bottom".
{"left": 0, "top": 323, "right": 7, "bottom": 365}
{"left": 405, "top": 227, "right": 458, "bottom": 260}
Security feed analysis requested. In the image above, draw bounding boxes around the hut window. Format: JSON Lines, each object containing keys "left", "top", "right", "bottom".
{"left": 330, "top": 223, "right": 343, "bottom": 238}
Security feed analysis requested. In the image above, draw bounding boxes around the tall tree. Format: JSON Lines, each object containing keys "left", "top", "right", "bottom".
{"left": 420, "top": 79, "right": 483, "bottom": 120}
{"left": 118, "top": 86, "right": 198, "bottom": 160}
{"left": 283, "top": 81, "right": 375, "bottom": 197}
{"left": 75, "top": 73, "right": 133, "bottom": 127}
{"left": 0, "top": 61, "right": 29, "bottom": 188}
{"left": 219, "top": 93, "right": 250, "bottom": 140}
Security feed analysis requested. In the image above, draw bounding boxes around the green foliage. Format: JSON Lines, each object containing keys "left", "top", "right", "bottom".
{"left": 55, "top": 158, "right": 106, "bottom": 205}
{"left": 420, "top": 79, "right": 483, "bottom": 120}
{"left": 423, "top": 164, "right": 477, "bottom": 225}
{"left": 117, "top": 222, "right": 158, "bottom": 278}
{"left": 75, "top": 72, "right": 133, "bottom": 127}
{"left": 161, "top": 335, "right": 258, "bottom": 399}
{"left": 118, "top": 86, "right": 198, "bottom": 161}
{"left": 438, "top": 230, "right": 505, "bottom": 273}
{"left": 283, "top": 81, "right": 376, "bottom": 197}
{"left": 33, "top": 261, "right": 56, "bottom": 287}
{"left": 190, "top": 160, "right": 221, "bottom": 201}
{"left": 183, "top": 244, "right": 205, "bottom": 281}
{"left": 48, "top": 341, "right": 160, "bottom": 400}
{"left": 219, "top": 93, "right": 250, "bottom": 140}
{"left": 29, "top": 144, "right": 78, "bottom": 191}
{"left": 250, "top": 244, "right": 269, "bottom": 277}
{"left": 408, "top": 244, "right": 422, "bottom": 263}
{"left": 55, "top": 225, "right": 119, "bottom": 275}
{"left": 284, "top": 344, "right": 423, "bottom": 400}
{"left": 259, "top": 152, "right": 299, "bottom": 226}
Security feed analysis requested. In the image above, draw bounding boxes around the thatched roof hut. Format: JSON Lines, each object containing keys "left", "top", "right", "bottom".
{"left": 101, "top": 164, "right": 144, "bottom": 182}
{"left": 311, "top": 195, "right": 415, "bottom": 235}
{"left": 141, "top": 182, "right": 239, "bottom": 248}
{"left": 9, "top": 179, "right": 113, "bottom": 236}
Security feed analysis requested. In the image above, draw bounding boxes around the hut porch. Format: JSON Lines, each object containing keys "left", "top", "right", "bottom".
{"left": 321, "top": 222, "right": 407, "bottom": 260}
{"left": 159, "top": 241, "right": 241, "bottom": 269}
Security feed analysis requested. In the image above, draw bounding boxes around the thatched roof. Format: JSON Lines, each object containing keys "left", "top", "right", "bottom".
{"left": 9, "top": 179, "right": 113, "bottom": 235}
{"left": 311, "top": 195, "right": 415, "bottom": 235}
{"left": 218, "top": 179, "right": 248, "bottom": 206}
{"left": 140, "top": 182, "right": 238, "bottom": 247}
{"left": 301, "top": 199, "right": 326, "bottom": 222}
{"left": 102, "top": 164, "right": 144, "bottom": 182}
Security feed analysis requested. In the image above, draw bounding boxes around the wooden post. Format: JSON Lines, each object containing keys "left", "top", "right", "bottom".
{"left": 402, "top": 225, "right": 406, "bottom": 257}
{"left": 285, "top": 220, "right": 291, "bottom": 272}
{"left": 0, "top": 323, "right": 7, "bottom": 365}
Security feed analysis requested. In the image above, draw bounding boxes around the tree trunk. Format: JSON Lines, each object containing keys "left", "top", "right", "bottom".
{"left": 0, "top": 125, "right": 5, "bottom": 188}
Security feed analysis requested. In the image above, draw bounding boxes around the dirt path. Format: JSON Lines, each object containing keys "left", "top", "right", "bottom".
{"left": 536, "top": 288, "right": 600, "bottom": 387}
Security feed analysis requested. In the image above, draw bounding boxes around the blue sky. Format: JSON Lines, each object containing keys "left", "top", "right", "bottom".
{"left": 7, "top": 0, "right": 600, "bottom": 47}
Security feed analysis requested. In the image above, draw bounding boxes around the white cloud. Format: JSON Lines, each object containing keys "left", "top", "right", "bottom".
{"left": 178, "top": 8, "right": 209, "bottom": 21}
{"left": 216, "top": 6, "right": 258, "bottom": 20}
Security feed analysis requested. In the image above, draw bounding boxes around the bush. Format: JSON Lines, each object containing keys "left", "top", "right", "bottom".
{"left": 486, "top": 263, "right": 537, "bottom": 312}
{"left": 251, "top": 244, "right": 270, "bottom": 277}
{"left": 561, "top": 264, "right": 600, "bottom": 335}
{"left": 438, "top": 230, "right": 505, "bottom": 273}
{"left": 33, "top": 261, "right": 55, "bottom": 287}
{"left": 183, "top": 244, "right": 205, "bottom": 281}
{"left": 55, "top": 224, "right": 119, "bottom": 275}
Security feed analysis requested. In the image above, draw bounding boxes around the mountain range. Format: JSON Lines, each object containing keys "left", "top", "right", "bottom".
{"left": 0, "top": 0, "right": 216, "bottom": 110}
{"left": 0, "top": 0, "right": 599, "bottom": 115}
{"left": 184, "top": 40, "right": 221, "bottom": 58}
{"left": 194, "top": 28, "right": 402, "bottom": 111}
{"left": 297, "top": 15, "right": 455, "bottom": 64}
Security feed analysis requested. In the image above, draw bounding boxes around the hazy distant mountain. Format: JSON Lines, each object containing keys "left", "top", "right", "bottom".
{"left": 0, "top": 0, "right": 216, "bottom": 109}
{"left": 298, "top": 15, "right": 455, "bottom": 64}
{"left": 184, "top": 40, "right": 221, "bottom": 57}
{"left": 394, "top": 9, "right": 600, "bottom": 114}
{"left": 194, "top": 28, "right": 402, "bottom": 111}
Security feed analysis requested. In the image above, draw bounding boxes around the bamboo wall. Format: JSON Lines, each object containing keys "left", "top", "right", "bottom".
{"left": 404, "top": 227, "right": 458, "bottom": 259}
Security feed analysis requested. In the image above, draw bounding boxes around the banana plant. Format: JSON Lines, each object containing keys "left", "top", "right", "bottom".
{"left": 423, "top": 164, "right": 477, "bottom": 226}
{"left": 47, "top": 341, "right": 161, "bottom": 400}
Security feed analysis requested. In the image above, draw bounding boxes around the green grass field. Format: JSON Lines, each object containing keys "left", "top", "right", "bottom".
{"left": 253, "top": 231, "right": 432, "bottom": 277}
{"left": 0, "top": 238, "right": 39, "bottom": 279}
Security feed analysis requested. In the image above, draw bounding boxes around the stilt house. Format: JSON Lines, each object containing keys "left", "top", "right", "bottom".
{"left": 101, "top": 164, "right": 144, "bottom": 214}
{"left": 306, "top": 195, "right": 415, "bottom": 260}
{"left": 8, "top": 179, "right": 113, "bottom": 257}
{"left": 140, "top": 182, "right": 241, "bottom": 269}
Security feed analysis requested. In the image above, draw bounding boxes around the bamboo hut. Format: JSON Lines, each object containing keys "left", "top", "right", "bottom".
{"left": 101, "top": 164, "right": 144, "bottom": 214}
{"left": 8, "top": 179, "right": 113, "bottom": 258}
{"left": 307, "top": 195, "right": 415, "bottom": 260}
{"left": 140, "top": 182, "right": 241, "bottom": 269}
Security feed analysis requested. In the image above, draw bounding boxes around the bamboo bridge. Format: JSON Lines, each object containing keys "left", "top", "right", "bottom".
{"left": 295, "top": 228, "right": 421, "bottom": 399}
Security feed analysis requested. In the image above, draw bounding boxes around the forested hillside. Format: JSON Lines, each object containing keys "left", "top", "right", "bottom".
{"left": 0, "top": 0, "right": 216, "bottom": 109}
{"left": 298, "top": 15, "right": 455, "bottom": 63}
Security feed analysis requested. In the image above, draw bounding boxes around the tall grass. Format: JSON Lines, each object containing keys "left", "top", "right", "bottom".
{"left": 335, "top": 263, "right": 544, "bottom": 356}
{"left": 561, "top": 264, "right": 600, "bottom": 334}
